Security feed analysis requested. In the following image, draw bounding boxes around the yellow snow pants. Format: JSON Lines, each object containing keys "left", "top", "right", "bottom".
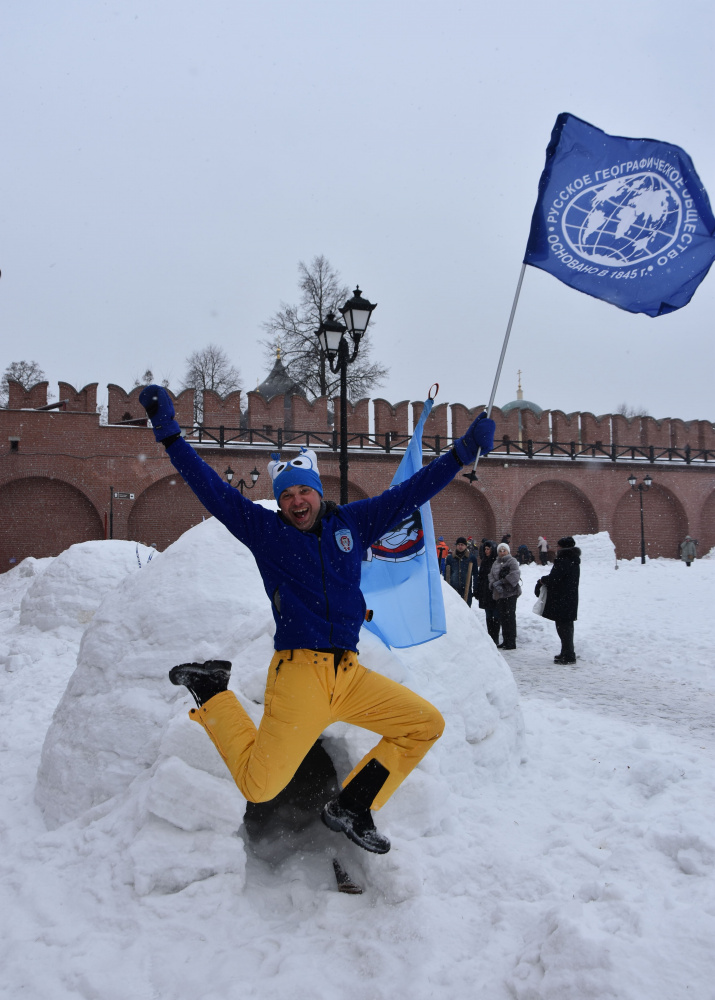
{"left": 189, "top": 648, "right": 444, "bottom": 810}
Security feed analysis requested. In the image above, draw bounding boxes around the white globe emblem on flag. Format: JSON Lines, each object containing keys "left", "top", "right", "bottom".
{"left": 561, "top": 172, "right": 682, "bottom": 265}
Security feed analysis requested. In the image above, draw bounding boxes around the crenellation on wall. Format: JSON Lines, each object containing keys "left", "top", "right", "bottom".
{"left": 332, "top": 397, "right": 369, "bottom": 437}
{"left": 551, "top": 410, "right": 580, "bottom": 443}
{"left": 522, "top": 408, "right": 551, "bottom": 442}
{"left": 493, "top": 406, "right": 522, "bottom": 442}
{"left": 640, "top": 415, "right": 670, "bottom": 448}
{"left": 108, "top": 384, "right": 194, "bottom": 426}
{"left": 580, "top": 412, "right": 611, "bottom": 447}
{"left": 412, "top": 400, "right": 449, "bottom": 446}
{"left": 7, "top": 380, "right": 49, "bottom": 409}
{"left": 373, "top": 398, "right": 409, "bottom": 440}
{"left": 450, "top": 403, "right": 485, "bottom": 439}
{"left": 697, "top": 419, "right": 715, "bottom": 451}
{"left": 201, "top": 389, "right": 242, "bottom": 428}
{"left": 611, "top": 412, "right": 641, "bottom": 446}
{"left": 58, "top": 382, "right": 98, "bottom": 414}
{"left": 290, "top": 395, "right": 332, "bottom": 437}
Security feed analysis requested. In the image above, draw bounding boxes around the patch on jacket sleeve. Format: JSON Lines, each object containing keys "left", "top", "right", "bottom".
{"left": 335, "top": 528, "right": 354, "bottom": 553}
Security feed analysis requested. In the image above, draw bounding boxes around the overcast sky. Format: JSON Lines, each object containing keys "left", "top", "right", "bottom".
{"left": 2, "top": 0, "right": 714, "bottom": 422}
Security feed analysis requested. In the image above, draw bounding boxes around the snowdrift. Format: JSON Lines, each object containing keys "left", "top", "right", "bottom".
{"left": 34, "top": 515, "right": 523, "bottom": 892}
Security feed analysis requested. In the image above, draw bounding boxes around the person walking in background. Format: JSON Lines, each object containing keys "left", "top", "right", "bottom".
{"left": 680, "top": 535, "right": 697, "bottom": 567}
{"left": 474, "top": 539, "right": 500, "bottom": 644}
{"left": 500, "top": 533, "right": 512, "bottom": 546}
{"left": 436, "top": 536, "right": 449, "bottom": 575}
{"left": 488, "top": 542, "right": 521, "bottom": 649}
{"left": 535, "top": 536, "right": 581, "bottom": 665}
{"left": 445, "top": 537, "right": 477, "bottom": 606}
{"left": 537, "top": 535, "right": 549, "bottom": 566}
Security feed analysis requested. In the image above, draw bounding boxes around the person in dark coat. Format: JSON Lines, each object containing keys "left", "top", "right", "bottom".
{"left": 474, "top": 539, "right": 500, "bottom": 644}
{"left": 445, "top": 537, "right": 477, "bottom": 606}
{"left": 535, "top": 535, "right": 581, "bottom": 664}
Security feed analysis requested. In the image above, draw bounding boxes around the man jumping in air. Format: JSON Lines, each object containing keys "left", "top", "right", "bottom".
{"left": 140, "top": 384, "right": 495, "bottom": 854}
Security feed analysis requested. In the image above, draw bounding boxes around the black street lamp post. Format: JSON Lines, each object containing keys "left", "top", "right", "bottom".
{"left": 317, "top": 287, "right": 377, "bottom": 504}
{"left": 628, "top": 472, "right": 653, "bottom": 564}
{"left": 225, "top": 465, "right": 260, "bottom": 496}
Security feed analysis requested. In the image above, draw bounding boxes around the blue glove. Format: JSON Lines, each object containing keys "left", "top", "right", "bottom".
{"left": 139, "top": 384, "right": 181, "bottom": 442}
{"left": 453, "top": 412, "right": 495, "bottom": 464}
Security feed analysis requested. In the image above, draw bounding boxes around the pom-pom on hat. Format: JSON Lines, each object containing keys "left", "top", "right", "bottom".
{"left": 557, "top": 536, "right": 576, "bottom": 548}
{"left": 268, "top": 447, "right": 323, "bottom": 501}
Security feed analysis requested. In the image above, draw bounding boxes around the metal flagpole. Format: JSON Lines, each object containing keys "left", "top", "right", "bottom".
{"left": 464, "top": 262, "right": 527, "bottom": 482}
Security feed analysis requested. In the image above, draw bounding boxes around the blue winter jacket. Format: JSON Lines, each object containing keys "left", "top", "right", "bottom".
{"left": 166, "top": 437, "right": 461, "bottom": 652}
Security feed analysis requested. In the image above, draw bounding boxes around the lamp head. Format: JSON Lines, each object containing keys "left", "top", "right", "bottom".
{"left": 316, "top": 313, "right": 347, "bottom": 358}
{"left": 339, "top": 286, "right": 377, "bottom": 342}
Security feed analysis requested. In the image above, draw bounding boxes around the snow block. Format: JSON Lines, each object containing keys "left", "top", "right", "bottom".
{"left": 35, "top": 506, "right": 524, "bottom": 838}
{"left": 20, "top": 540, "right": 155, "bottom": 632}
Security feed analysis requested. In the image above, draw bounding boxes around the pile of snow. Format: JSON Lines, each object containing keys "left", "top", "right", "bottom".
{"left": 20, "top": 539, "right": 156, "bottom": 631}
{"left": 35, "top": 515, "right": 523, "bottom": 895}
{"left": 572, "top": 529, "right": 616, "bottom": 565}
{"left": 3, "top": 526, "right": 714, "bottom": 999}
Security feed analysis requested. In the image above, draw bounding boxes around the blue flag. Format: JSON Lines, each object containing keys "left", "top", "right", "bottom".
{"left": 360, "top": 398, "right": 446, "bottom": 649}
{"left": 524, "top": 112, "right": 715, "bottom": 317}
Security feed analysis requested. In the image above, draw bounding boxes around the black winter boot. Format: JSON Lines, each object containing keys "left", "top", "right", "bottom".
{"left": 169, "top": 660, "right": 232, "bottom": 707}
{"left": 322, "top": 798, "right": 391, "bottom": 854}
{"left": 321, "top": 759, "right": 391, "bottom": 854}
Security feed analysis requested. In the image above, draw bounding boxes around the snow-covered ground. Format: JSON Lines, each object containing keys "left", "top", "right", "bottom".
{"left": 1, "top": 527, "right": 713, "bottom": 1000}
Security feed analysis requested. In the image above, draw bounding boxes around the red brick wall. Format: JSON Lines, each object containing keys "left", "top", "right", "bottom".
{"left": 1, "top": 390, "right": 714, "bottom": 570}
{"left": 292, "top": 396, "right": 332, "bottom": 435}
{"left": 512, "top": 480, "right": 598, "bottom": 557}
{"left": 58, "top": 382, "right": 98, "bottom": 414}
{"left": 0, "top": 475, "right": 104, "bottom": 567}
{"left": 611, "top": 483, "right": 688, "bottom": 560}
{"left": 8, "top": 380, "right": 49, "bottom": 409}
{"left": 332, "top": 398, "right": 370, "bottom": 437}
{"left": 373, "top": 399, "right": 409, "bottom": 441}
{"left": 202, "top": 389, "right": 242, "bottom": 428}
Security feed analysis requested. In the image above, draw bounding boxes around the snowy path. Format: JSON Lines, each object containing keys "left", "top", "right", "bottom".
{"left": 506, "top": 560, "right": 715, "bottom": 747}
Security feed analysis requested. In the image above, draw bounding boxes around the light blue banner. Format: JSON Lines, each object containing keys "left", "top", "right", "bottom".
{"left": 360, "top": 398, "right": 446, "bottom": 649}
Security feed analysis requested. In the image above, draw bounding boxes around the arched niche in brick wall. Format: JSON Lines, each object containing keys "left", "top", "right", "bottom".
{"left": 611, "top": 483, "right": 687, "bottom": 561}
{"left": 511, "top": 480, "right": 598, "bottom": 557}
{"left": 129, "top": 474, "right": 212, "bottom": 551}
{"left": 429, "top": 480, "right": 496, "bottom": 547}
{"left": 698, "top": 489, "right": 715, "bottom": 558}
{"left": 0, "top": 476, "right": 103, "bottom": 572}
{"left": 318, "top": 475, "right": 369, "bottom": 505}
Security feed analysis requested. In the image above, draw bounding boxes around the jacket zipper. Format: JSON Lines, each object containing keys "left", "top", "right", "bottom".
{"left": 317, "top": 531, "right": 333, "bottom": 646}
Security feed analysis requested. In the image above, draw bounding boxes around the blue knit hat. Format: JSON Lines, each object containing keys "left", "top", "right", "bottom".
{"left": 268, "top": 447, "right": 323, "bottom": 501}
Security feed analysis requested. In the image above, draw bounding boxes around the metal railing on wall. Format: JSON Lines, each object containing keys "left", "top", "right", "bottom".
{"left": 182, "top": 425, "right": 714, "bottom": 465}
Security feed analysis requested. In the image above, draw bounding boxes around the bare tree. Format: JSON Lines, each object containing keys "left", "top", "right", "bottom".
{"left": 262, "top": 255, "right": 388, "bottom": 400}
{"left": 615, "top": 402, "right": 650, "bottom": 418}
{"left": 0, "top": 360, "right": 47, "bottom": 407}
{"left": 133, "top": 368, "right": 170, "bottom": 389}
{"left": 181, "top": 344, "right": 243, "bottom": 422}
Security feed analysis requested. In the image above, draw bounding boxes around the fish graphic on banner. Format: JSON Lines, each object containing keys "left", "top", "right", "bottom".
{"left": 360, "top": 398, "right": 446, "bottom": 649}
{"left": 524, "top": 112, "right": 715, "bottom": 317}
